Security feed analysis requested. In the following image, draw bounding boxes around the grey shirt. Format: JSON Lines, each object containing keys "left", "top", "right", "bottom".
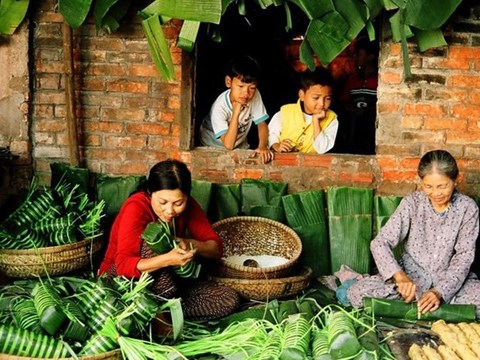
{"left": 371, "top": 190, "right": 479, "bottom": 302}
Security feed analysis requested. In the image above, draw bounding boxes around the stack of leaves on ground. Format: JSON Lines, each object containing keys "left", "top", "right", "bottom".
{"left": 0, "top": 178, "right": 105, "bottom": 249}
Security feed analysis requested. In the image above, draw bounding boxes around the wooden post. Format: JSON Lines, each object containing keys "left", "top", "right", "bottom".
{"left": 62, "top": 22, "right": 80, "bottom": 167}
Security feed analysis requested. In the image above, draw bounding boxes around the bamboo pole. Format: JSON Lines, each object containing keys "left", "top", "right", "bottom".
{"left": 62, "top": 22, "right": 80, "bottom": 166}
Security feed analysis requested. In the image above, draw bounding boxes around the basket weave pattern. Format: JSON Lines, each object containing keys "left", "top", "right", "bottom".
{"left": 213, "top": 216, "right": 302, "bottom": 280}
{"left": 0, "top": 238, "right": 103, "bottom": 278}
{"left": 212, "top": 266, "right": 312, "bottom": 301}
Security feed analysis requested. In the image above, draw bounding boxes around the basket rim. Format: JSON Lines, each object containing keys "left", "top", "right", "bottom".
{"left": 0, "top": 237, "right": 101, "bottom": 256}
{"left": 213, "top": 216, "right": 302, "bottom": 274}
{"left": 211, "top": 266, "right": 312, "bottom": 285}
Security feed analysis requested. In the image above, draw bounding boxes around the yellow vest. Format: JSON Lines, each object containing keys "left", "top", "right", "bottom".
{"left": 279, "top": 100, "right": 336, "bottom": 153}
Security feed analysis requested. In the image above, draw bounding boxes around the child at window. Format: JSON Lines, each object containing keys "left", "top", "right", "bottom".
{"left": 199, "top": 55, "right": 273, "bottom": 164}
{"left": 268, "top": 66, "right": 338, "bottom": 154}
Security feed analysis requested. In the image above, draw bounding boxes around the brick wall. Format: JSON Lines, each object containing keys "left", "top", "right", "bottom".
{"left": 3, "top": 0, "right": 480, "bottom": 197}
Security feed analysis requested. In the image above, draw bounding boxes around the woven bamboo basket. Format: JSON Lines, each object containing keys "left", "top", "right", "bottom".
{"left": 0, "top": 238, "right": 103, "bottom": 279}
{"left": 211, "top": 266, "right": 312, "bottom": 301}
{"left": 212, "top": 216, "right": 302, "bottom": 279}
{"left": 0, "top": 349, "right": 122, "bottom": 360}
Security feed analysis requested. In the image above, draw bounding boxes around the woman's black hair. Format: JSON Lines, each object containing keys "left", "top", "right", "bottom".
{"left": 143, "top": 159, "right": 192, "bottom": 195}
{"left": 418, "top": 149, "right": 459, "bottom": 180}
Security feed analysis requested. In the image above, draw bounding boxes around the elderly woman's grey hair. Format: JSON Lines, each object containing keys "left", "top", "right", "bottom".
{"left": 417, "top": 150, "right": 459, "bottom": 181}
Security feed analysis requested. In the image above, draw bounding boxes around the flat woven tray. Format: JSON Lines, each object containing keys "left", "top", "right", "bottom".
{"left": 211, "top": 266, "right": 312, "bottom": 301}
{"left": 212, "top": 216, "right": 302, "bottom": 279}
{"left": 0, "top": 238, "right": 103, "bottom": 278}
{"left": 0, "top": 349, "right": 121, "bottom": 360}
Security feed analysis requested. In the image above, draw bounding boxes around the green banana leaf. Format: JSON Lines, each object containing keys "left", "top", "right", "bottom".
{"left": 0, "top": 0, "right": 29, "bottom": 35}
{"left": 413, "top": 28, "right": 448, "bottom": 52}
{"left": 288, "top": 0, "right": 334, "bottom": 20}
{"left": 142, "top": 15, "right": 175, "bottom": 81}
{"left": 58, "top": 0, "right": 94, "bottom": 29}
{"left": 404, "top": 0, "right": 462, "bottom": 30}
{"left": 176, "top": 20, "right": 201, "bottom": 52}
{"left": 140, "top": 0, "right": 222, "bottom": 24}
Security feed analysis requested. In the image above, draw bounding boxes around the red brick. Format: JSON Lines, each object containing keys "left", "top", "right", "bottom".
{"left": 104, "top": 162, "right": 149, "bottom": 175}
{"left": 106, "top": 80, "right": 148, "bottom": 94}
{"left": 338, "top": 171, "right": 374, "bottom": 183}
{"left": 83, "top": 64, "right": 126, "bottom": 77}
{"left": 423, "top": 117, "right": 467, "bottom": 131}
{"left": 126, "top": 123, "right": 171, "bottom": 135}
{"left": 35, "top": 92, "right": 65, "bottom": 104}
{"left": 380, "top": 72, "right": 402, "bottom": 84}
{"left": 382, "top": 170, "right": 417, "bottom": 182}
{"left": 101, "top": 108, "right": 146, "bottom": 121}
{"left": 167, "top": 96, "right": 181, "bottom": 110}
{"left": 446, "top": 131, "right": 480, "bottom": 144}
{"left": 198, "top": 169, "right": 229, "bottom": 181}
{"left": 85, "top": 148, "right": 124, "bottom": 160}
{"left": 272, "top": 153, "right": 299, "bottom": 166}
{"left": 471, "top": 91, "right": 480, "bottom": 105}
{"left": 129, "top": 64, "right": 159, "bottom": 77}
{"left": 158, "top": 111, "right": 175, "bottom": 122}
{"left": 233, "top": 168, "right": 264, "bottom": 180}
{"left": 399, "top": 158, "right": 420, "bottom": 170}
{"left": 35, "top": 119, "right": 66, "bottom": 132}
{"left": 82, "top": 79, "right": 105, "bottom": 91}
{"left": 377, "top": 102, "right": 400, "bottom": 114}
{"left": 302, "top": 155, "right": 334, "bottom": 167}
{"left": 448, "top": 75, "right": 480, "bottom": 88}
{"left": 104, "top": 136, "right": 147, "bottom": 148}
{"left": 422, "top": 57, "right": 470, "bottom": 70}
{"left": 83, "top": 121, "right": 123, "bottom": 133}
{"left": 404, "top": 103, "right": 446, "bottom": 116}
{"left": 401, "top": 116, "right": 423, "bottom": 129}
{"left": 449, "top": 46, "right": 480, "bottom": 59}
{"left": 451, "top": 104, "right": 480, "bottom": 121}
{"left": 36, "top": 60, "right": 64, "bottom": 74}
{"left": 35, "top": 104, "right": 54, "bottom": 118}
{"left": 377, "top": 157, "right": 399, "bottom": 169}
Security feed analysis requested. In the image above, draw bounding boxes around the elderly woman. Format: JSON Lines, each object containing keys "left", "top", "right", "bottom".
{"left": 348, "top": 150, "right": 480, "bottom": 317}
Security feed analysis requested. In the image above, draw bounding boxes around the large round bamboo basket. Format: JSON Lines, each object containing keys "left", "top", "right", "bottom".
{"left": 0, "top": 237, "right": 103, "bottom": 278}
{"left": 212, "top": 216, "right": 302, "bottom": 279}
{"left": 0, "top": 349, "right": 121, "bottom": 360}
{"left": 211, "top": 266, "right": 312, "bottom": 301}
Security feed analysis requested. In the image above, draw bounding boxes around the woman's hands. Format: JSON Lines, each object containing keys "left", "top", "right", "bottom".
{"left": 418, "top": 289, "right": 442, "bottom": 314}
{"left": 166, "top": 246, "right": 196, "bottom": 267}
{"left": 393, "top": 271, "right": 417, "bottom": 303}
{"left": 393, "top": 271, "right": 442, "bottom": 314}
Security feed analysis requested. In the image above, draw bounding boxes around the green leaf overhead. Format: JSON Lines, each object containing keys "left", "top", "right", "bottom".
{"left": 140, "top": 0, "right": 222, "bottom": 24}
{"left": 413, "top": 28, "right": 448, "bottom": 52}
{"left": 405, "top": 0, "right": 462, "bottom": 30}
{"left": 58, "top": 0, "right": 94, "bottom": 28}
{"left": 0, "top": 0, "right": 29, "bottom": 35}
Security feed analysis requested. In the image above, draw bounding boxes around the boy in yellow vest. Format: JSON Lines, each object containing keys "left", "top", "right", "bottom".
{"left": 268, "top": 67, "right": 338, "bottom": 154}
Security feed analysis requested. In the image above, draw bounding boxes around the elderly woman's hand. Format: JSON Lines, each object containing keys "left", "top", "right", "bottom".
{"left": 418, "top": 289, "right": 441, "bottom": 314}
{"left": 393, "top": 271, "right": 417, "bottom": 303}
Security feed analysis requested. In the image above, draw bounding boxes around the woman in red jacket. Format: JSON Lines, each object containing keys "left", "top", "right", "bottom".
{"left": 98, "top": 159, "right": 240, "bottom": 320}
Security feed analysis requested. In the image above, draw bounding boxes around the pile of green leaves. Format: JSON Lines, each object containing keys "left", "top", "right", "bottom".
{"left": 0, "top": 273, "right": 181, "bottom": 358}
{"left": 0, "top": 178, "right": 105, "bottom": 249}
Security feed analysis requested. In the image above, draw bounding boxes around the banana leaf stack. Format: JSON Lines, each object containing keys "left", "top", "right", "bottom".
{"left": 374, "top": 195, "right": 403, "bottom": 260}
{"left": 327, "top": 186, "right": 374, "bottom": 274}
{"left": 191, "top": 179, "right": 213, "bottom": 213}
{"left": 282, "top": 190, "right": 330, "bottom": 277}
{"left": 208, "top": 183, "right": 241, "bottom": 222}
{"left": 240, "top": 179, "right": 288, "bottom": 223}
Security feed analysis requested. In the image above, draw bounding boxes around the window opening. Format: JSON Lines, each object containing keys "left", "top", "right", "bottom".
{"left": 192, "top": 3, "right": 380, "bottom": 155}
